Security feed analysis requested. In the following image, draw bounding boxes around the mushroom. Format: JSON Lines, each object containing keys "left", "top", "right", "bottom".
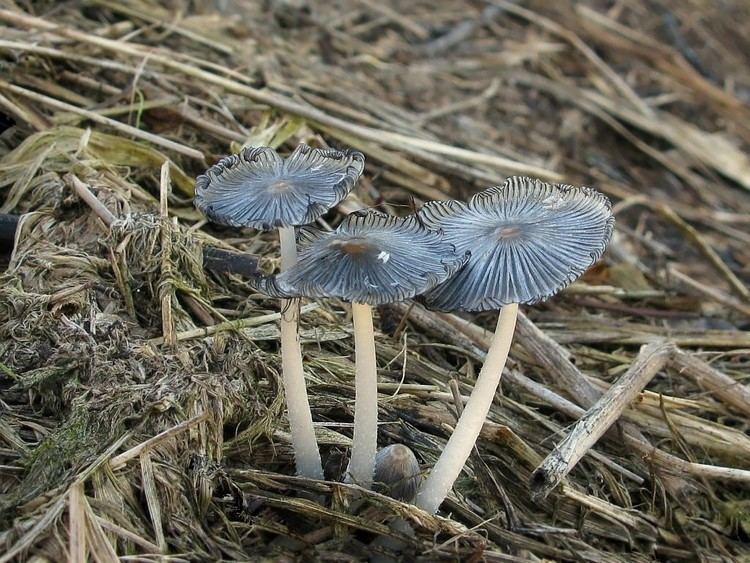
{"left": 250, "top": 209, "right": 468, "bottom": 488}
{"left": 414, "top": 177, "right": 614, "bottom": 513}
{"left": 194, "top": 144, "right": 365, "bottom": 479}
{"left": 374, "top": 444, "right": 421, "bottom": 502}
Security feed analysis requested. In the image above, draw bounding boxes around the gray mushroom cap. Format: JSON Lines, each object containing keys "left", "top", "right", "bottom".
{"left": 374, "top": 444, "right": 421, "bottom": 502}
{"left": 194, "top": 144, "right": 365, "bottom": 230}
{"left": 250, "top": 209, "right": 469, "bottom": 305}
{"left": 420, "top": 177, "right": 614, "bottom": 312}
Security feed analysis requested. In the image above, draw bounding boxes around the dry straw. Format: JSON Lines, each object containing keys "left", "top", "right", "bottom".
{"left": 0, "top": 1, "right": 749, "bottom": 561}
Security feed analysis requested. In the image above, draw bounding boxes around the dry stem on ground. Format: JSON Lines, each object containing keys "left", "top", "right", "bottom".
{"left": 0, "top": 1, "right": 749, "bottom": 561}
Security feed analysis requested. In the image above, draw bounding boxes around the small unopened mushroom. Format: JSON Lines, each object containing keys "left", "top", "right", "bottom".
{"left": 251, "top": 209, "right": 468, "bottom": 489}
{"left": 195, "top": 144, "right": 365, "bottom": 479}
{"left": 374, "top": 444, "right": 421, "bottom": 502}
{"left": 415, "top": 177, "right": 614, "bottom": 514}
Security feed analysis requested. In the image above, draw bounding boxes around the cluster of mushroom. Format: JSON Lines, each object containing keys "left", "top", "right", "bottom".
{"left": 194, "top": 144, "right": 614, "bottom": 514}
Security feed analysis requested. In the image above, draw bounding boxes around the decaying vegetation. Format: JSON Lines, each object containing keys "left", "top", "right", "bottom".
{"left": 0, "top": 1, "right": 749, "bottom": 560}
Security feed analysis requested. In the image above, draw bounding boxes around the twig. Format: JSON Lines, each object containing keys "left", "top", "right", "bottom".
{"left": 580, "top": 87, "right": 750, "bottom": 192}
{"left": 109, "top": 412, "right": 209, "bottom": 470}
{"left": 505, "top": 370, "right": 645, "bottom": 485}
{"left": 623, "top": 434, "right": 750, "bottom": 482}
{"left": 668, "top": 266, "right": 750, "bottom": 317}
{"left": 90, "top": 0, "right": 235, "bottom": 55}
{"left": 391, "top": 303, "right": 486, "bottom": 363}
{"left": 672, "top": 349, "right": 750, "bottom": 417}
{"left": 563, "top": 283, "right": 664, "bottom": 299}
{"left": 514, "top": 312, "right": 602, "bottom": 407}
{"left": 65, "top": 174, "right": 115, "bottom": 227}
{"left": 0, "top": 91, "right": 50, "bottom": 130}
{"left": 69, "top": 482, "right": 87, "bottom": 563}
{"left": 0, "top": 39, "right": 142, "bottom": 75}
{"left": 408, "top": 305, "right": 750, "bottom": 485}
{"left": 93, "top": 516, "right": 161, "bottom": 553}
{"left": 509, "top": 71, "right": 708, "bottom": 193}
{"left": 655, "top": 204, "right": 750, "bottom": 301}
{"left": 419, "top": 3, "right": 508, "bottom": 56}
{"left": 492, "top": 0, "right": 654, "bottom": 117}
{"left": 159, "top": 161, "right": 176, "bottom": 348}
{"left": 540, "top": 318, "right": 750, "bottom": 348}
{"left": 140, "top": 452, "right": 166, "bottom": 552}
{"left": 530, "top": 342, "right": 673, "bottom": 500}
{"left": 147, "top": 303, "right": 320, "bottom": 345}
{"left": 448, "top": 379, "right": 465, "bottom": 417}
{"left": 411, "top": 308, "right": 644, "bottom": 484}
{"left": 414, "top": 79, "right": 500, "bottom": 126}
{"left": 354, "top": 0, "right": 429, "bottom": 39}
{"left": 575, "top": 5, "right": 749, "bottom": 118}
{"left": 0, "top": 9, "right": 560, "bottom": 181}
{"left": 83, "top": 505, "right": 120, "bottom": 562}
{"left": 0, "top": 80, "right": 204, "bottom": 160}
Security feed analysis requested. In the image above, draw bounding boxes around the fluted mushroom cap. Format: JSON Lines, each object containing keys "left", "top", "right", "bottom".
{"left": 420, "top": 177, "right": 614, "bottom": 312}
{"left": 194, "top": 144, "right": 365, "bottom": 230}
{"left": 250, "top": 209, "right": 469, "bottom": 305}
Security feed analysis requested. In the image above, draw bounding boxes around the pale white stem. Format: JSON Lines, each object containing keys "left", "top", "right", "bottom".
{"left": 415, "top": 303, "right": 519, "bottom": 514}
{"left": 278, "top": 226, "right": 323, "bottom": 479}
{"left": 346, "top": 302, "right": 378, "bottom": 489}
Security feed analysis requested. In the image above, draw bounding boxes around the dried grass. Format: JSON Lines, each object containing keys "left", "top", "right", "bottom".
{"left": 0, "top": 0, "right": 749, "bottom": 560}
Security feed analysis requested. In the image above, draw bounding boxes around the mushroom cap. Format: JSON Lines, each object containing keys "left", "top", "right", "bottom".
{"left": 374, "top": 444, "right": 421, "bottom": 502}
{"left": 250, "top": 209, "right": 469, "bottom": 305}
{"left": 194, "top": 144, "right": 365, "bottom": 230}
{"left": 420, "top": 177, "right": 614, "bottom": 312}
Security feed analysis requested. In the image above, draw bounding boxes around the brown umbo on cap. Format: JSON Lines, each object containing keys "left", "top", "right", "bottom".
{"left": 194, "top": 144, "right": 365, "bottom": 230}
{"left": 420, "top": 177, "right": 614, "bottom": 312}
{"left": 250, "top": 208, "right": 469, "bottom": 305}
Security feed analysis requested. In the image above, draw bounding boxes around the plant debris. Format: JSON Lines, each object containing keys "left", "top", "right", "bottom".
{"left": 0, "top": 1, "right": 749, "bottom": 561}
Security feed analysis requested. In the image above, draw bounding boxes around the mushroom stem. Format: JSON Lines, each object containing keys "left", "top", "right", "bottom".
{"left": 346, "top": 301, "right": 378, "bottom": 489}
{"left": 415, "top": 303, "right": 519, "bottom": 514}
{"left": 278, "top": 226, "right": 324, "bottom": 479}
